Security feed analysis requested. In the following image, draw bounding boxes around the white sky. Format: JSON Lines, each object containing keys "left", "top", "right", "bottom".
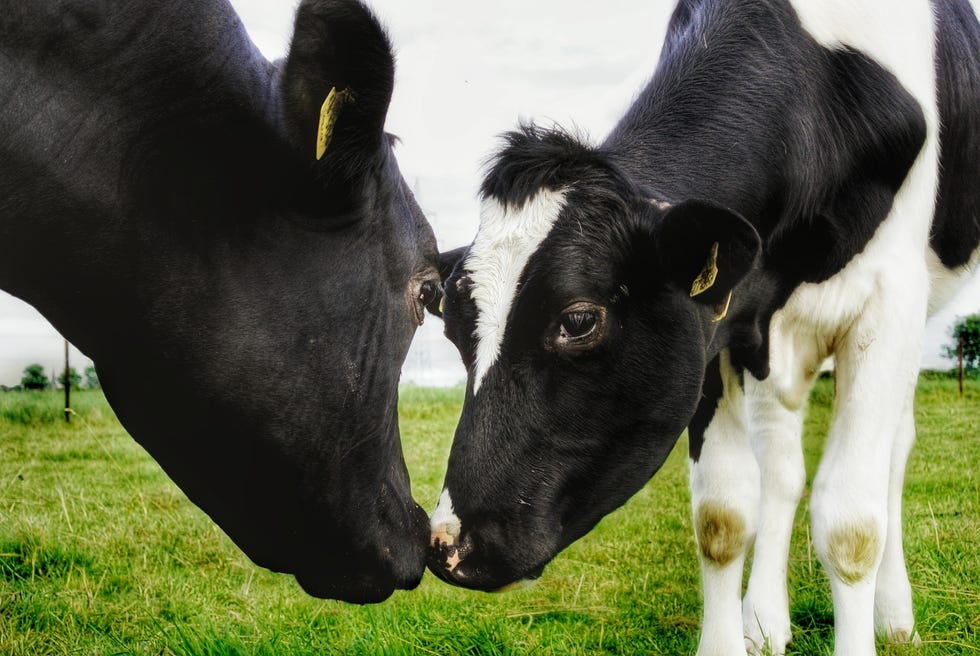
{"left": 1, "top": 0, "right": 978, "bottom": 385}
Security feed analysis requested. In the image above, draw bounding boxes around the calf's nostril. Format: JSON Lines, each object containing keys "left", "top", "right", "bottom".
{"left": 430, "top": 533, "right": 464, "bottom": 572}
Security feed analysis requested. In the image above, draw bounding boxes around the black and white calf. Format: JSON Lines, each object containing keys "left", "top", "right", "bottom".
{"left": 429, "top": 0, "right": 979, "bottom": 654}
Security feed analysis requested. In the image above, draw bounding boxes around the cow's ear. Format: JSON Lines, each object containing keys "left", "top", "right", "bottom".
{"left": 426, "top": 246, "right": 469, "bottom": 318}
{"left": 280, "top": 0, "right": 394, "bottom": 204}
{"left": 655, "top": 200, "right": 761, "bottom": 310}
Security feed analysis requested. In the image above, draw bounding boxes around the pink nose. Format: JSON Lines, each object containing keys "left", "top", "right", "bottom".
{"left": 430, "top": 528, "right": 464, "bottom": 572}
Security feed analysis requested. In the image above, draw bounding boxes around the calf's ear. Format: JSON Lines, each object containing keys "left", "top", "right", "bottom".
{"left": 280, "top": 0, "right": 394, "bottom": 207}
{"left": 426, "top": 246, "right": 470, "bottom": 319}
{"left": 655, "top": 200, "right": 761, "bottom": 310}
{"left": 437, "top": 246, "right": 469, "bottom": 284}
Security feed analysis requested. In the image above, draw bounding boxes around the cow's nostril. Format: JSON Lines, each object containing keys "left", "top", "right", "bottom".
{"left": 364, "top": 495, "right": 427, "bottom": 592}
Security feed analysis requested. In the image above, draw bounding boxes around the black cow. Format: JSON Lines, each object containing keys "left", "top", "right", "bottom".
{"left": 429, "top": 0, "right": 980, "bottom": 653}
{"left": 0, "top": 0, "right": 445, "bottom": 603}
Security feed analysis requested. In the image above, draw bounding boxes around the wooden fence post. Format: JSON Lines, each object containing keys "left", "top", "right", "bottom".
{"left": 64, "top": 339, "right": 71, "bottom": 423}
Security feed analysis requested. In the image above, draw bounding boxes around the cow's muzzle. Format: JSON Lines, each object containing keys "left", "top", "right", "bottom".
{"left": 296, "top": 499, "right": 429, "bottom": 603}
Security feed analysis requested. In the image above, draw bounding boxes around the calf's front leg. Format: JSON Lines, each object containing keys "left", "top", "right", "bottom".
{"left": 741, "top": 369, "right": 809, "bottom": 656}
{"left": 691, "top": 352, "right": 759, "bottom": 656}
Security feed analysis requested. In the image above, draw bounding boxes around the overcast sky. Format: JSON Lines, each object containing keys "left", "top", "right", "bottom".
{"left": 1, "top": 0, "right": 978, "bottom": 385}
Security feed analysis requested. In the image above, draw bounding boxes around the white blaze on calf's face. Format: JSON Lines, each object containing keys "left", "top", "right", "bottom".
{"left": 430, "top": 488, "right": 461, "bottom": 542}
{"left": 466, "top": 189, "right": 567, "bottom": 393}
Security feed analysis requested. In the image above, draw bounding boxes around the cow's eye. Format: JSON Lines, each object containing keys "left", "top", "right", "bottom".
{"left": 411, "top": 277, "right": 444, "bottom": 326}
{"left": 554, "top": 302, "right": 606, "bottom": 351}
{"left": 419, "top": 280, "right": 442, "bottom": 309}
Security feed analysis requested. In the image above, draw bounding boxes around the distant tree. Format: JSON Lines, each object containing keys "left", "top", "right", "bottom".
{"left": 84, "top": 366, "right": 101, "bottom": 390}
{"left": 58, "top": 367, "right": 83, "bottom": 390}
{"left": 21, "top": 363, "right": 50, "bottom": 390}
{"left": 947, "top": 313, "right": 980, "bottom": 371}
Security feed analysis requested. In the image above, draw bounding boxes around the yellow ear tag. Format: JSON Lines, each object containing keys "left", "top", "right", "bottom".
{"left": 316, "top": 87, "right": 352, "bottom": 161}
{"left": 438, "top": 295, "right": 445, "bottom": 315}
{"left": 690, "top": 242, "right": 719, "bottom": 297}
{"left": 712, "top": 291, "right": 733, "bottom": 322}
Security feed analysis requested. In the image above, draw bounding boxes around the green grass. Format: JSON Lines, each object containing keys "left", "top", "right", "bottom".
{"left": 0, "top": 379, "right": 977, "bottom": 655}
{"left": 0, "top": 390, "right": 112, "bottom": 426}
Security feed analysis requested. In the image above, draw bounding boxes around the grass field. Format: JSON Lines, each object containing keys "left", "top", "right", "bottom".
{"left": 0, "top": 376, "right": 977, "bottom": 655}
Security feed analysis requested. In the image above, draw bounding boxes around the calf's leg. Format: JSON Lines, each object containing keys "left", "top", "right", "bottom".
{"left": 810, "top": 284, "right": 923, "bottom": 656}
{"left": 692, "top": 351, "right": 759, "bottom": 656}
{"left": 874, "top": 402, "right": 918, "bottom": 644}
{"left": 741, "top": 371, "right": 809, "bottom": 656}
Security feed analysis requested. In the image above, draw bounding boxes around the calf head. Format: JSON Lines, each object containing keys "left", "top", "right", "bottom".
{"left": 429, "top": 126, "right": 759, "bottom": 589}
{"left": 1, "top": 0, "right": 442, "bottom": 603}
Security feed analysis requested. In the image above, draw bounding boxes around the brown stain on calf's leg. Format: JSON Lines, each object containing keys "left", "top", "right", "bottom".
{"left": 695, "top": 501, "right": 747, "bottom": 567}
{"left": 826, "top": 521, "right": 880, "bottom": 585}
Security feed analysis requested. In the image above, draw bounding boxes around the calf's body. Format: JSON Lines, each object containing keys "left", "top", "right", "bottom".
{"left": 429, "top": 0, "right": 980, "bottom": 653}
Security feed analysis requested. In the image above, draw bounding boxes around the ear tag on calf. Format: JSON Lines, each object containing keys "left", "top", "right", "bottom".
{"left": 690, "top": 242, "right": 720, "bottom": 297}
{"left": 712, "top": 291, "right": 733, "bottom": 322}
{"left": 316, "top": 87, "right": 352, "bottom": 161}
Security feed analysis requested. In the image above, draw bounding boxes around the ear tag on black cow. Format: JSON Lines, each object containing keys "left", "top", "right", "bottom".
{"left": 690, "top": 242, "right": 719, "bottom": 297}
{"left": 316, "top": 87, "right": 352, "bottom": 160}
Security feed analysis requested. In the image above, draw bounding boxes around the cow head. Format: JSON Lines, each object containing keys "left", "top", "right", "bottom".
{"left": 428, "top": 126, "right": 760, "bottom": 590}
{"left": 1, "top": 0, "right": 442, "bottom": 602}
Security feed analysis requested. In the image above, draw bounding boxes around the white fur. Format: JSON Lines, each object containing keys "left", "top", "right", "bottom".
{"left": 874, "top": 403, "right": 918, "bottom": 643}
{"left": 782, "top": 4, "right": 937, "bottom": 653}
{"left": 430, "top": 488, "right": 461, "bottom": 540}
{"left": 466, "top": 189, "right": 567, "bottom": 393}
{"left": 693, "top": 3, "right": 943, "bottom": 655}
{"left": 926, "top": 247, "right": 980, "bottom": 315}
{"left": 740, "top": 347, "right": 812, "bottom": 655}
{"left": 691, "top": 351, "right": 760, "bottom": 656}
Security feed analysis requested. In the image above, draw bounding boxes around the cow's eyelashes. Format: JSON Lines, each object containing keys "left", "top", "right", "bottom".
{"left": 553, "top": 302, "right": 607, "bottom": 351}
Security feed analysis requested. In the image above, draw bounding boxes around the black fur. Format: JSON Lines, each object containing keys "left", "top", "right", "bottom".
{"left": 654, "top": 200, "right": 761, "bottom": 308}
{"left": 282, "top": 0, "right": 398, "bottom": 216}
{"left": 0, "top": 0, "right": 440, "bottom": 604}
{"left": 479, "top": 124, "right": 612, "bottom": 208}
{"left": 688, "top": 354, "right": 725, "bottom": 462}
{"left": 931, "top": 0, "right": 980, "bottom": 267}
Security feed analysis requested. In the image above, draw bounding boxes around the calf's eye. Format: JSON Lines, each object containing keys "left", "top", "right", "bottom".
{"left": 553, "top": 301, "right": 607, "bottom": 352}
{"left": 559, "top": 311, "right": 597, "bottom": 340}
